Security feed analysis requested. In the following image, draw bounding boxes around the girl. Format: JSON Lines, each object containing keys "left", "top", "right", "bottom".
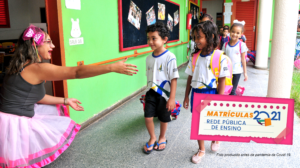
{"left": 222, "top": 20, "right": 248, "bottom": 95}
{"left": 183, "top": 21, "right": 230, "bottom": 164}
{"left": 0, "top": 25, "right": 138, "bottom": 168}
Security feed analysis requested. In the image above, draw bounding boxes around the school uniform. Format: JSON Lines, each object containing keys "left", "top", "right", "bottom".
{"left": 222, "top": 41, "right": 248, "bottom": 95}
{"left": 145, "top": 50, "right": 179, "bottom": 122}
{"left": 185, "top": 50, "right": 230, "bottom": 112}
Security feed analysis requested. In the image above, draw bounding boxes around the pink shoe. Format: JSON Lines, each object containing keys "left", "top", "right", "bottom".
{"left": 211, "top": 141, "right": 220, "bottom": 152}
{"left": 191, "top": 149, "right": 205, "bottom": 164}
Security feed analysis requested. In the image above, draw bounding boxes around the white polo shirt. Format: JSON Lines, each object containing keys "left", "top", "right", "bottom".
{"left": 222, "top": 41, "right": 248, "bottom": 74}
{"left": 185, "top": 50, "right": 230, "bottom": 89}
{"left": 146, "top": 50, "right": 180, "bottom": 101}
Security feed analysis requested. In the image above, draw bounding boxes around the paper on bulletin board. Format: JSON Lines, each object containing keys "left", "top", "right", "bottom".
{"left": 65, "top": 0, "right": 81, "bottom": 10}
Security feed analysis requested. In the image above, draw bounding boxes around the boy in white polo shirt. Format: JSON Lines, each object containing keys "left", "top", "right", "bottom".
{"left": 143, "top": 22, "right": 179, "bottom": 154}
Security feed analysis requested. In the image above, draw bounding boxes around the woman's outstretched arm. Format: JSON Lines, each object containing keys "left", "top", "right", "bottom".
{"left": 32, "top": 58, "right": 138, "bottom": 82}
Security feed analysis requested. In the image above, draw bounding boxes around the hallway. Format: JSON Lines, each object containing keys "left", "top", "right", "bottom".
{"left": 46, "top": 62, "right": 300, "bottom": 168}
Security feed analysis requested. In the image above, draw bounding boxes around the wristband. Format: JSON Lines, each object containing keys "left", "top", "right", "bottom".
{"left": 64, "top": 98, "right": 68, "bottom": 105}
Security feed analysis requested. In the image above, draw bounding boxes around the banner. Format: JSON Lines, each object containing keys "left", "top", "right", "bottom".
{"left": 190, "top": 93, "right": 294, "bottom": 145}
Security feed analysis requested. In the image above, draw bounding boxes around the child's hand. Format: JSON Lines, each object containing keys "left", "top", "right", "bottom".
{"left": 183, "top": 97, "right": 189, "bottom": 110}
{"left": 244, "top": 73, "right": 248, "bottom": 81}
{"left": 166, "top": 98, "right": 176, "bottom": 111}
{"left": 66, "top": 98, "right": 84, "bottom": 111}
{"left": 186, "top": 55, "right": 189, "bottom": 60}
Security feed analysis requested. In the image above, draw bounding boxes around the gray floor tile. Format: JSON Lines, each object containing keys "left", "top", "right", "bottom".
{"left": 45, "top": 62, "right": 300, "bottom": 167}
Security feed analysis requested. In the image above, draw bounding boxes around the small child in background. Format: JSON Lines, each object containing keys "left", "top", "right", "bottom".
{"left": 224, "top": 25, "right": 230, "bottom": 36}
{"left": 219, "top": 27, "right": 230, "bottom": 50}
{"left": 143, "top": 22, "right": 179, "bottom": 154}
{"left": 222, "top": 20, "right": 248, "bottom": 95}
{"left": 200, "top": 13, "right": 213, "bottom": 22}
{"left": 219, "top": 27, "right": 224, "bottom": 37}
{"left": 187, "top": 31, "right": 195, "bottom": 60}
{"left": 240, "top": 34, "right": 247, "bottom": 43}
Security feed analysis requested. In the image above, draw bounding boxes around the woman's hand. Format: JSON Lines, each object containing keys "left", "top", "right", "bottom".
{"left": 111, "top": 58, "right": 138, "bottom": 76}
{"left": 183, "top": 97, "right": 189, "bottom": 110}
{"left": 66, "top": 98, "right": 84, "bottom": 111}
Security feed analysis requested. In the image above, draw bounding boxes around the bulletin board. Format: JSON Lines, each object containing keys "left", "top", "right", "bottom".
{"left": 118, "top": 0, "right": 180, "bottom": 51}
{"left": 188, "top": 1, "right": 200, "bottom": 41}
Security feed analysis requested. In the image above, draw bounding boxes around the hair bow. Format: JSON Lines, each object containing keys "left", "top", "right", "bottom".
{"left": 233, "top": 20, "right": 245, "bottom": 26}
{"left": 22, "top": 25, "right": 45, "bottom": 62}
{"left": 22, "top": 25, "right": 45, "bottom": 45}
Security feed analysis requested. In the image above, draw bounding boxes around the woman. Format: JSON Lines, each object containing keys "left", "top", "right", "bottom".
{"left": 0, "top": 25, "right": 138, "bottom": 168}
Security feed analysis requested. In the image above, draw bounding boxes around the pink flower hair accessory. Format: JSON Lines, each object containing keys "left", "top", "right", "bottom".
{"left": 22, "top": 25, "right": 45, "bottom": 45}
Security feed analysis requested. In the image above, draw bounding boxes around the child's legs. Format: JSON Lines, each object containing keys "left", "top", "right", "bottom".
{"left": 159, "top": 121, "right": 168, "bottom": 139}
{"left": 155, "top": 94, "right": 171, "bottom": 149}
{"left": 230, "top": 74, "right": 242, "bottom": 95}
{"left": 144, "top": 90, "right": 158, "bottom": 147}
{"left": 195, "top": 140, "right": 205, "bottom": 157}
{"left": 192, "top": 89, "right": 218, "bottom": 156}
{"left": 144, "top": 117, "right": 156, "bottom": 141}
{"left": 155, "top": 121, "right": 168, "bottom": 150}
{"left": 198, "top": 140, "right": 205, "bottom": 150}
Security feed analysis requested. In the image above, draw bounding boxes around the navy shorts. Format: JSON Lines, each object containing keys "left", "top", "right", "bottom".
{"left": 144, "top": 89, "right": 171, "bottom": 123}
{"left": 190, "top": 88, "right": 217, "bottom": 112}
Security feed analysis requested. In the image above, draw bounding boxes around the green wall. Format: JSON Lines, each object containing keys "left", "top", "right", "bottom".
{"left": 268, "top": 0, "right": 275, "bottom": 57}
{"left": 61, "top": 0, "right": 190, "bottom": 123}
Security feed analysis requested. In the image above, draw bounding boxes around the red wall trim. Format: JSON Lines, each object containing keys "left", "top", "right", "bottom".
{"left": 0, "top": 0, "right": 11, "bottom": 28}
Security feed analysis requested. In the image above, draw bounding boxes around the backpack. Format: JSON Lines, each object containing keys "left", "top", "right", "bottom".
{"left": 224, "top": 42, "right": 247, "bottom": 96}
{"left": 247, "top": 51, "right": 256, "bottom": 64}
{"left": 191, "top": 50, "right": 233, "bottom": 95}
{"left": 139, "top": 95, "right": 182, "bottom": 120}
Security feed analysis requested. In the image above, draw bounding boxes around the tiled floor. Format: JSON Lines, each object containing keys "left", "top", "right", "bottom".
{"left": 45, "top": 62, "right": 300, "bottom": 168}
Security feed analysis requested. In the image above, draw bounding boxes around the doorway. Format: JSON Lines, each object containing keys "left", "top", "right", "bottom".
{"left": 45, "top": 0, "right": 67, "bottom": 98}
{"left": 232, "top": 0, "right": 258, "bottom": 51}
{"left": 0, "top": 0, "right": 66, "bottom": 97}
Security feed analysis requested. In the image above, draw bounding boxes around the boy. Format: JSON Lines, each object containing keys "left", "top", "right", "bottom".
{"left": 143, "top": 22, "right": 179, "bottom": 154}
{"left": 219, "top": 27, "right": 224, "bottom": 37}
{"left": 219, "top": 27, "right": 230, "bottom": 50}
